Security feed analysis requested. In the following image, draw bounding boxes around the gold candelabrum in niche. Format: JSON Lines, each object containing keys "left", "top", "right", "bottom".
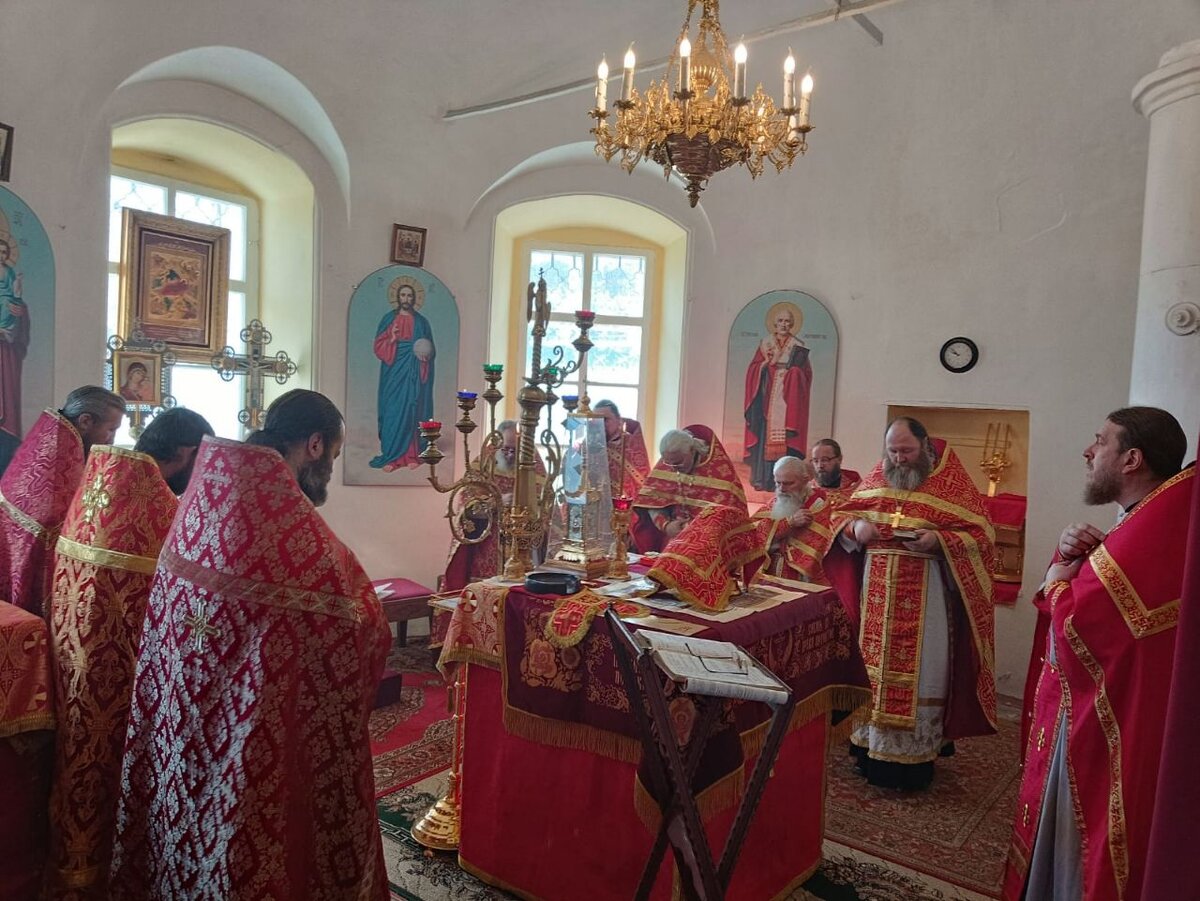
{"left": 980, "top": 422, "right": 1013, "bottom": 498}
{"left": 419, "top": 273, "right": 596, "bottom": 583}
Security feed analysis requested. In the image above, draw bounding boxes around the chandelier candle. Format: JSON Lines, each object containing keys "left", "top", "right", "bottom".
{"left": 622, "top": 45, "right": 635, "bottom": 102}
{"left": 679, "top": 36, "right": 692, "bottom": 95}
{"left": 733, "top": 41, "right": 747, "bottom": 100}
{"left": 596, "top": 57, "right": 609, "bottom": 110}
{"left": 783, "top": 51, "right": 796, "bottom": 111}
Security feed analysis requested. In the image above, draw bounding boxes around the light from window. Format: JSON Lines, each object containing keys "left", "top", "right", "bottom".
{"left": 524, "top": 245, "right": 650, "bottom": 446}
{"left": 106, "top": 170, "right": 257, "bottom": 445}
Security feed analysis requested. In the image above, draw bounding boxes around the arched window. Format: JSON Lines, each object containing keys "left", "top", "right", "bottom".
{"left": 106, "top": 165, "right": 260, "bottom": 441}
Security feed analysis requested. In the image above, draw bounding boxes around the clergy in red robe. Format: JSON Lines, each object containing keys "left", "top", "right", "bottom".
{"left": 753, "top": 456, "right": 834, "bottom": 585}
{"left": 443, "top": 420, "right": 544, "bottom": 591}
{"left": 831, "top": 417, "right": 996, "bottom": 789}
{"left": 0, "top": 388, "right": 125, "bottom": 616}
{"left": 44, "top": 409, "right": 212, "bottom": 901}
{"left": 630, "top": 424, "right": 747, "bottom": 554}
{"left": 595, "top": 399, "right": 651, "bottom": 500}
{"left": 1004, "top": 407, "right": 1191, "bottom": 901}
{"left": 743, "top": 306, "right": 813, "bottom": 491}
{"left": 810, "top": 438, "right": 862, "bottom": 509}
{"left": 111, "top": 391, "right": 390, "bottom": 901}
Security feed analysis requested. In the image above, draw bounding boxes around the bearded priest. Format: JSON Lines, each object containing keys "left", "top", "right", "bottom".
{"left": 111, "top": 390, "right": 390, "bottom": 901}
{"left": 831, "top": 417, "right": 997, "bottom": 790}
{"left": 1003, "top": 407, "right": 1191, "bottom": 901}
{"left": 43, "top": 408, "right": 212, "bottom": 901}
{"left": 594, "top": 399, "right": 651, "bottom": 500}
{"left": 753, "top": 455, "right": 833, "bottom": 584}
{"left": 0, "top": 386, "right": 125, "bottom": 616}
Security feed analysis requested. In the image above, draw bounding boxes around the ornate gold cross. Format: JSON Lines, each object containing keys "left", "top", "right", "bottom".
{"left": 182, "top": 599, "right": 221, "bottom": 652}
{"left": 81, "top": 473, "right": 112, "bottom": 524}
{"left": 890, "top": 505, "right": 903, "bottom": 529}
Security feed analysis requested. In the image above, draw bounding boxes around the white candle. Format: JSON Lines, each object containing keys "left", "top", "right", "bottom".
{"left": 679, "top": 37, "right": 692, "bottom": 94}
{"left": 783, "top": 51, "right": 796, "bottom": 110}
{"left": 622, "top": 45, "right": 636, "bottom": 102}
{"left": 596, "top": 57, "right": 609, "bottom": 110}
{"left": 733, "top": 42, "right": 747, "bottom": 99}
{"left": 800, "top": 71, "right": 813, "bottom": 125}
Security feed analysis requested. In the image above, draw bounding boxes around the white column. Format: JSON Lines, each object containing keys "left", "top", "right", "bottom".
{"left": 1131, "top": 40, "right": 1200, "bottom": 450}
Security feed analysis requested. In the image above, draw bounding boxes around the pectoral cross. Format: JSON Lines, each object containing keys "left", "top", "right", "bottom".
{"left": 211, "top": 319, "right": 297, "bottom": 433}
{"left": 182, "top": 599, "right": 221, "bottom": 651}
{"left": 890, "top": 506, "right": 903, "bottom": 529}
{"left": 81, "top": 473, "right": 111, "bottom": 524}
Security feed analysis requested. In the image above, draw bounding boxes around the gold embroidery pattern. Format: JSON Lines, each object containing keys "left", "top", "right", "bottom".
{"left": 1063, "top": 615, "right": 1129, "bottom": 898}
{"left": 55, "top": 535, "right": 159, "bottom": 575}
{"left": 1089, "top": 545, "right": 1179, "bottom": 639}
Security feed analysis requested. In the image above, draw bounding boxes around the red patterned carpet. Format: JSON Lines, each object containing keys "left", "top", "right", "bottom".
{"left": 823, "top": 715, "right": 1022, "bottom": 898}
{"left": 371, "top": 641, "right": 454, "bottom": 798}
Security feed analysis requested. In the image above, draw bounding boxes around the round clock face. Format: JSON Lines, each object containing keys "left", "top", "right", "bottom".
{"left": 940, "top": 337, "right": 979, "bottom": 373}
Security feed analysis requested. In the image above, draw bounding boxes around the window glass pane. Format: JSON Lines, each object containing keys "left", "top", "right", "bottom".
{"left": 175, "top": 192, "right": 248, "bottom": 280}
{"left": 528, "top": 249, "right": 584, "bottom": 315}
{"left": 226, "top": 292, "right": 246, "bottom": 349}
{"left": 525, "top": 318, "right": 580, "bottom": 379}
{"left": 171, "top": 363, "right": 245, "bottom": 439}
{"left": 588, "top": 384, "right": 641, "bottom": 426}
{"left": 585, "top": 324, "right": 642, "bottom": 385}
{"left": 107, "top": 273, "right": 119, "bottom": 339}
{"left": 109, "top": 176, "right": 168, "bottom": 262}
{"left": 590, "top": 253, "right": 646, "bottom": 318}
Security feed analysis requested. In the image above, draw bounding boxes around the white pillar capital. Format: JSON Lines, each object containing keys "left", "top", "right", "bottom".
{"left": 1133, "top": 39, "right": 1200, "bottom": 119}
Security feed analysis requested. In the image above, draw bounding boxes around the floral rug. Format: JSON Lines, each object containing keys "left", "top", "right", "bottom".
{"left": 823, "top": 713, "right": 1022, "bottom": 898}
{"left": 370, "top": 639, "right": 454, "bottom": 798}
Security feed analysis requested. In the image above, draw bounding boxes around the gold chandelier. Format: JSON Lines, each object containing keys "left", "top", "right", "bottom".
{"left": 589, "top": 0, "right": 814, "bottom": 207}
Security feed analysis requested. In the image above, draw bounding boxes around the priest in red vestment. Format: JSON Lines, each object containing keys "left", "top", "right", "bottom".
{"left": 743, "top": 306, "right": 813, "bottom": 491}
{"left": 44, "top": 408, "right": 212, "bottom": 901}
{"left": 810, "top": 438, "right": 862, "bottom": 509}
{"left": 111, "top": 391, "right": 390, "bottom": 901}
{"left": 752, "top": 456, "right": 834, "bottom": 585}
{"left": 0, "top": 387, "right": 125, "bottom": 616}
{"left": 1003, "top": 407, "right": 1191, "bottom": 901}
{"left": 631, "top": 425, "right": 747, "bottom": 554}
{"left": 830, "top": 417, "right": 996, "bottom": 789}
{"left": 595, "top": 399, "right": 651, "bottom": 500}
{"left": 443, "top": 420, "right": 546, "bottom": 591}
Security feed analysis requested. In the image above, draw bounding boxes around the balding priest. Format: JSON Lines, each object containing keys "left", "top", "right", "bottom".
{"left": 0, "top": 386, "right": 125, "bottom": 616}
{"left": 630, "top": 425, "right": 747, "bottom": 554}
{"left": 111, "top": 390, "right": 390, "bottom": 901}
{"left": 832, "top": 416, "right": 997, "bottom": 789}
{"left": 44, "top": 408, "right": 213, "bottom": 901}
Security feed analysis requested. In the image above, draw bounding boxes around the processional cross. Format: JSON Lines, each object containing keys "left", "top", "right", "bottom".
{"left": 211, "top": 319, "right": 297, "bottom": 431}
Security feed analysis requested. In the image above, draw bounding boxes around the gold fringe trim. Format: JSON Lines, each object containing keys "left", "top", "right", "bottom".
{"left": 741, "top": 684, "right": 871, "bottom": 759}
{"left": 633, "top": 764, "right": 746, "bottom": 832}
{"left": 501, "top": 703, "right": 643, "bottom": 765}
{"left": 0, "top": 711, "right": 56, "bottom": 738}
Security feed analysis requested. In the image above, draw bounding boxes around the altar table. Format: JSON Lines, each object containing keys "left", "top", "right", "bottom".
{"left": 438, "top": 582, "right": 869, "bottom": 900}
{"left": 0, "top": 602, "right": 55, "bottom": 900}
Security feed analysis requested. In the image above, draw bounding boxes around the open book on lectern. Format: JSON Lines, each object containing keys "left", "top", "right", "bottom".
{"left": 634, "top": 630, "right": 790, "bottom": 705}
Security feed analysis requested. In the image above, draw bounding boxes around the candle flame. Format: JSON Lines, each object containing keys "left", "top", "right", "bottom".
{"left": 598, "top": 57, "right": 609, "bottom": 80}
{"left": 784, "top": 50, "right": 796, "bottom": 74}
{"left": 680, "top": 37, "right": 692, "bottom": 58}
{"left": 624, "top": 44, "right": 636, "bottom": 68}
{"left": 734, "top": 42, "right": 747, "bottom": 64}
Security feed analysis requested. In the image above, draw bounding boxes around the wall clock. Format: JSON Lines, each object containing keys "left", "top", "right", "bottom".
{"left": 939, "top": 336, "right": 979, "bottom": 373}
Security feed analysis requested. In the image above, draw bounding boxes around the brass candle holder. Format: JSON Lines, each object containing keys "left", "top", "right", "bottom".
{"left": 609, "top": 495, "right": 634, "bottom": 579}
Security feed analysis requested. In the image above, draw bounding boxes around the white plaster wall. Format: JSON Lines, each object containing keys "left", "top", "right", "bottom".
{"left": 2, "top": 0, "right": 1197, "bottom": 696}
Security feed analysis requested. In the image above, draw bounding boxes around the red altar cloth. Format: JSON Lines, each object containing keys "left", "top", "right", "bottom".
{"left": 0, "top": 601, "right": 55, "bottom": 900}
{"left": 443, "top": 581, "right": 869, "bottom": 899}
{"left": 983, "top": 492, "right": 1026, "bottom": 606}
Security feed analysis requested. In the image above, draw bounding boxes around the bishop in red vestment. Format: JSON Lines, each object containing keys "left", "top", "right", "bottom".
{"left": 1004, "top": 407, "right": 1192, "bottom": 901}
{"left": 112, "top": 392, "right": 390, "bottom": 901}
